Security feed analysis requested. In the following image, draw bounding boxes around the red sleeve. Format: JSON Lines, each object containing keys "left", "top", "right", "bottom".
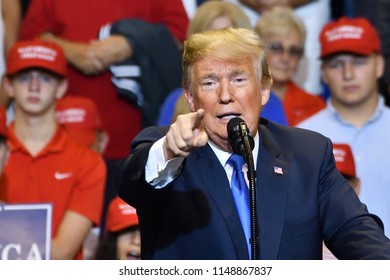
{"left": 19, "top": 0, "right": 61, "bottom": 40}
{"left": 69, "top": 149, "right": 106, "bottom": 226}
{"left": 151, "top": 0, "right": 189, "bottom": 42}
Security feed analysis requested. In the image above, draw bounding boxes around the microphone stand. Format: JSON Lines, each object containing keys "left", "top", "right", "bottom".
{"left": 239, "top": 124, "right": 258, "bottom": 260}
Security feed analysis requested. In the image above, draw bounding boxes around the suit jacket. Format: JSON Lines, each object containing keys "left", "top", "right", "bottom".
{"left": 115, "top": 118, "right": 390, "bottom": 259}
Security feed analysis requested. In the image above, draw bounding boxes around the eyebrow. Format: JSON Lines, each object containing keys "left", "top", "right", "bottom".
{"left": 198, "top": 69, "right": 248, "bottom": 81}
{"left": 229, "top": 69, "right": 247, "bottom": 78}
{"left": 198, "top": 73, "right": 218, "bottom": 81}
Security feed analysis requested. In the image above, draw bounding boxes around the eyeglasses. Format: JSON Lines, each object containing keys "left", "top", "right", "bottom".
{"left": 268, "top": 41, "right": 303, "bottom": 59}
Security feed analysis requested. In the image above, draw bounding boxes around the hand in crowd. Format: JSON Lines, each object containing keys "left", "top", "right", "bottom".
{"left": 40, "top": 33, "right": 132, "bottom": 75}
{"left": 66, "top": 41, "right": 105, "bottom": 75}
{"left": 163, "top": 109, "right": 208, "bottom": 160}
{"left": 89, "top": 35, "right": 133, "bottom": 70}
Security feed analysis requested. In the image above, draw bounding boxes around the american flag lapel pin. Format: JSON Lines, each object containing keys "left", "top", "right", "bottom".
{"left": 273, "top": 166, "right": 283, "bottom": 175}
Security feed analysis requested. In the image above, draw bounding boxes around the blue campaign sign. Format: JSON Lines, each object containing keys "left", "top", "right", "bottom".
{"left": 0, "top": 203, "right": 52, "bottom": 260}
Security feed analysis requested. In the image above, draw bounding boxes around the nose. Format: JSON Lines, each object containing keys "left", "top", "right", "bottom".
{"left": 218, "top": 79, "right": 234, "bottom": 103}
{"left": 280, "top": 50, "right": 292, "bottom": 62}
{"left": 131, "top": 230, "right": 141, "bottom": 246}
{"left": 28, "top": 75, "right": 41, "bottom": 92}
{"left": 342, "top": 61, "right": 355, "bottom": 80}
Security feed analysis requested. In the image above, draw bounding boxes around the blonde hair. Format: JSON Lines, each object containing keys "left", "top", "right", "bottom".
{"left": 170, "top": 2, "right": 252, "bottom": 123}
{"left": 255, "top": 7, "right": 306, "bottom": 47}
{"left": 188, "top": 1, "right": 251, "bottom": 36}
{"left": 182, "top": 27, "right": 272, "bottom": 91}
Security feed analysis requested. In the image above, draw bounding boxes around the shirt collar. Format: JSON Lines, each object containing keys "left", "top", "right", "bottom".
{"left": 208, "top": 132, "right": 260, "bottom": 167}
{"left": 327, "top": 94, "right": 385, "bottom": 126}
{"left": 7, "top": 123, "right": 68, "bottom": 156}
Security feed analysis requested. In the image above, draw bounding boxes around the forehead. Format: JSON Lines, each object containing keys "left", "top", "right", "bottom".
{"left": 323, "top": 53, "right": 369, "bottom": 62}
{"left": 193, "top": 56, "right": 254, "bottom": 77}
{"left": 11, "top": 68, "right": 61, "bottom": 79}
{"left": 264, "top": 29, "right": 302, "bottom": 44}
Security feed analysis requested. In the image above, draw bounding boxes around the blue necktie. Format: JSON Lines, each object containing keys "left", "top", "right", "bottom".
{"left": 227, "top": 154, "right": 251, "bottom": 257}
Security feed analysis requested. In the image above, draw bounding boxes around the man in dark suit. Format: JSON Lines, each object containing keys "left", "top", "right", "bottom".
{"left": 115, "top": 27, "right": 390, "bottom": 259}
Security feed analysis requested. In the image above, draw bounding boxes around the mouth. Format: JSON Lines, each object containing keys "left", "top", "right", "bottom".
{"left": 27, "top": 96, "right": 40, "bottom": 103}
{"left": 126, "top": 252, "right": 140, "bottom": 260}
{"left": 217, "top": 113, "right": 241, "bottom": 121}
{"left": 343, "top": 85, "right": 359, "bottom": 92}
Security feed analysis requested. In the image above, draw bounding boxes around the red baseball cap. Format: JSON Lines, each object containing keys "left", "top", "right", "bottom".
{"left": 6, "top": 39, "right": 66, "bottom": 76}
{"left": 333, "top": 143, "right": 356, "bottom": 178}
{"left": 320, "top": 17, "right": 380, "bottom": 59}
{"left": 56, "top": 96, "right": 102, "bottom": 147}
{"left": 0, "top": 106, "right": 7, "bottom": 138}
{"left": 106, "top": 197, "right": 139, "bottom": 232}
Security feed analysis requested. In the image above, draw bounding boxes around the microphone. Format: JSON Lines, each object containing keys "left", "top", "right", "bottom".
{"left": 227, "top": 117, "right": 259, "bottom": 260}
{"left": 227, "top": 117, "right": 254, "bottom": 157}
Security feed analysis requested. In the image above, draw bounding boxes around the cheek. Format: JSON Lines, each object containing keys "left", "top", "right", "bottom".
{"left": 289, "top": 60, "right": 299, "bottom": 72}
{"left": 267, "top": 55, "right": 279, "bottom": 68}
{"left": 196, "top": 92, "right": 217, "bottom": 109}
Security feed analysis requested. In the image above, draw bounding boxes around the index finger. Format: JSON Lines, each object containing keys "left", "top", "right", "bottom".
{"left": 192, "top": 109, "right": 205, "bottom": 130}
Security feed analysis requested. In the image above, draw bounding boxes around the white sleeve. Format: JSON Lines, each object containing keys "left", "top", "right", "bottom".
{"left": 145, "top": 137, "right": 185, "bottom": 189}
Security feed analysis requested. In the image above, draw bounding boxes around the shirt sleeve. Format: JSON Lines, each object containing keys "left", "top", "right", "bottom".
{"left": 19, "top": 0, "right": 60, "bottom": 39}
{"left": 69, "top": 149, "right": 106, "bottom": 226}
{"left": 150, "top": 0, "right": 189, "bottom": 42}
{"left": 145, "top": 137, "right": 184, "bottom": 189}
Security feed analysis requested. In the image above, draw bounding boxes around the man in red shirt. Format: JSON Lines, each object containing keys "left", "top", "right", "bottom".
{"left": 18, "top": 0, "right": 188, "bottom": 159}
{"left": 18, "top": 0, "right": 189, "bottom": 230}
{"left": 0, "top": 39, "right": 106, "bottom": 260}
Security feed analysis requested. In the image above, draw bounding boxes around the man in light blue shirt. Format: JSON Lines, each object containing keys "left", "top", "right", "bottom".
{"left": 298, "top": 16, "right": 390, "bottom": 238}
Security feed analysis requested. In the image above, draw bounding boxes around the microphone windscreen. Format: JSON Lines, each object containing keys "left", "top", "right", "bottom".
{"left": 227, "top": 117, "right": 244, "bottom": 135}
{"left": 227, "top": 117, "right": 245, "bottom": 155}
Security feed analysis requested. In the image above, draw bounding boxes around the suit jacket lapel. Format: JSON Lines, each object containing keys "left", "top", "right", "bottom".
{"left": 256, "top": 124, "right": 289, "bottom": 259}
{"left": 195, "top": 145, "right": 249, "bottom": 259}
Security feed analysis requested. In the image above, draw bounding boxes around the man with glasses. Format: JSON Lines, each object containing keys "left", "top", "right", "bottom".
{"left": 255, "top": 7, "right": 325, "bottom": 126}
{"left": 298, "top": 17, "right": 390, "bottom": 238}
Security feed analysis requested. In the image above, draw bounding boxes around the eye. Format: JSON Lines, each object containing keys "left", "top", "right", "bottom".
{"left": 200, "top": 80, "right": 217, "bottom": 91}
{"left": 14, "top": 73, "right": 31, "bottom": 82}
{"left": 325, "top": 60, "right": 342, "bottom": 69}
{"left": 289, "top": 47, "right": 303, "bottom": 58}
{"left": 268, "top": 42, "right": 283, "bottom": 54}
{"left": 232, "top": 75, "right": 248, "bottom": 86}
{"left": 353, "top": 57, "right": 368, "bottom": 66}
{"left": 39, "top": 73, "right": 56, "bottom": 83}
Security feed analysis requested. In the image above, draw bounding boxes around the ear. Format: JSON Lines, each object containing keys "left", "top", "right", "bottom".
{"left": 184, "top": 88, "right": 196, "bottom": 112}
{"left": 320, "top": 63, "right": 329, "bottom": 85}
{"left": 2, "top": 77, "right": 14, "bottom": 98}
{"left": 55, "top": 79, "right": 68, "bottom": 100}
{"left": 375, "top": 54, "right": 385, "bottom": 79}
{"left": 260, "top": 84, "right": 271, "bottom": 106}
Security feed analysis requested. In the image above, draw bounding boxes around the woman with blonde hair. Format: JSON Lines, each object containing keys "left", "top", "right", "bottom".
{"left": 187, "top": 1, "right": 251, "bottom": 36}
{"left": 255, "top": 7, "right": 325, "bottom": 126}
{"left": 158, "top": 1, "right": 256, "bottom": 126}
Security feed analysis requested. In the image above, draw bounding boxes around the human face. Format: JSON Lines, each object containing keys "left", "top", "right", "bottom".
{"left": 264, "top": 31, "right": 303, "bottom": 85}
{"left": 321, "top": 54, "right": 384, "bottom": 108}
{"left": 116, "top": 228, "right": 141, "bottom": 260}
{"left": 185, "top": 56, "right": 270, "bottom": 151}
{"left": 5, "top": 69, "right": 67, "bottom": 116}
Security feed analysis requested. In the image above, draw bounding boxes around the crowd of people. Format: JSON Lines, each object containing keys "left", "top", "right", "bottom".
{"left": 0, "top": 0, "right": 390, "bottom": 260}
